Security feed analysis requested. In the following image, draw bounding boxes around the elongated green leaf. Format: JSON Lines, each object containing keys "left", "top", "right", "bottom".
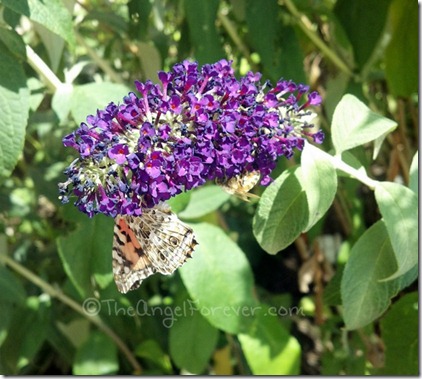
{"left": 179, "top": 223, "right": 257, "bottom": 334}
{"left": 375, "top": 182, "right": 418, "bottom": 280}
{"left": 409, "top": 151, "right": 418, "bottom": 194}
{"left": 178, "top": 185, "right": 230, "bottom": 220}
{"left": 300, "top": 142, "right": 337, "bottom": 231}
{"left": 377, "top": 292, "right": 418, "bottom": 375}
{"left": 385, "top": 0, "right": 418, "bottom": 97}
{"left": 333, "top": 0, "right": 390, "bottom": 69}
{"left": 238, "top": 306, "right": 301, "bottom": 375}
{"left": 169, "top": 292, "right": 219, "bottom": 374}
{"left": 0, "top": 50, "right": 30, "bottom": 179}
{"left": 73, "top": 332, "right": 118, "bottom": 375}
{"left": 253, "top": 167, "right": 308, "bottom": 254}
{"left": 0, "top": 265, "right": 26, "bottom": 306}
{"left": 57, "top": 213, "right": 114, "bottom": 297}
{"left": 184, "top": 0, "right": 225, "bottom": 64}
{"left": 341, "top": 220, "right": 416, "bottom": 330}
{"left": 245, "top": 0, "right": 305, "bottom": 82}
{"left": 70, "top": 83, "right": 130, "bottom": 124}
{"left": 331, "top": 94, "right": 397, "bottom": 155}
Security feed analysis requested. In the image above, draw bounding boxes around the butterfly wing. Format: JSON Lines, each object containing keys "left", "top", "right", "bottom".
{"left": 112, "top": 215, "right": 156, "bottom": 293}
{"left": 112, "top": 203, "right": 198, "bottom": 293}
{"left": 142, "top": 203, "right": 197, "bottom": 275}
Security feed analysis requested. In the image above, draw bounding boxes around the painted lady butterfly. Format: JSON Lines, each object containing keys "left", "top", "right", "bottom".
{"left": 112, "top": 202, "right": 197, "bottom": 293}
{"left": 216, "top": 171, "right": 260, "bottom": 202}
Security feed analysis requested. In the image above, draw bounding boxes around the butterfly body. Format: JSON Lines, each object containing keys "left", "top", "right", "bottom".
{"left": 112, "top": 202, "right": 197, "bottom": 293}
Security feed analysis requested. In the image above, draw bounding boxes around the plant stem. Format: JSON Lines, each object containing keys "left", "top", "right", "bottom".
{"left": 281, "top": 0, "right": 354, "bottom": 78}
{"left": 0, "top": 253, "right": 142, "bottom": 374}
{"left": 330, "top": 154, "right": 378, "bottom": 190}
{"left": 26, "top": 46, "right": 63, "bottom": 92}
{"left": 217, "top": 11, "right": 257, "bottom": 70}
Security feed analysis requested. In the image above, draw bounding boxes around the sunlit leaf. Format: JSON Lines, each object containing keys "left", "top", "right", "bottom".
{"left": 238, "top": 306, "right": 301, "bottom": 375}
{"left": 341, "top": 220, "right": 417, "bottom": 330}
{"left": 169, "top": 292, "right": 219, "bottom": 374}
{"left": 0, "top": 50, "right": 29, "bottom": 179}
{"left": 331, "top": 94, "right": 397, "bottom": 155}
{"left": 179, "top": 223, "right": 257, "bottom": 334}
{"left": 70, "top": 83, "right": 130, "bottom": 124}
{"left": 253, "top": 167, "right": 308, "bottom": 254}
{"left": 178, "top": 185, "right": 230, "bottom": 220}
{"left": 375, "top": 182, "right": 418, "bottom": 280}
{"left": 409, "top": 151, "right": 418, "bottom": 194}
{"left": 300, "top": 142, "right": 337, "bottom": 232}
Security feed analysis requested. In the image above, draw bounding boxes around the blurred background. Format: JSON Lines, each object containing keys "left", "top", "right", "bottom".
{"left": 0, "top": 0, "right": 418, "bottom": 375}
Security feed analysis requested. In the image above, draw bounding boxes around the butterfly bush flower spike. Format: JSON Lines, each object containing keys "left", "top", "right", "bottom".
{"left": 59, "top": 60, "right": 323, "bottom": 217}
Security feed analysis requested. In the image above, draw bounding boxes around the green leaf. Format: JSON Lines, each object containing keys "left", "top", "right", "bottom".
{"left": 0, "top": 27, "right": 26, "bottom": 60}
{"left": 57, "top": 213, "right": 114, "bottom": 297}
{"left": 253, "top": 167, "right": 308, "bottom": 254}
{"left": 51, "top": 83, "right": 73, "bottom": 124}
{"left": 238, "top": 306, "right": 301, "bottom": 375}
{"left": 27, "top": 0, "right": 75, "bottom": 48}
{"left": 167, "top": 191, "right": 191, "bottom": 214}
{"left": 1, "top": 296, "right": 49, "bottom": 373}
{"left": 341, "top": 221, "right": 416, "bottom": 330}
{"left": 0, "top": 0, "right": 30, "bottom": 16}
{"left": 0, "top": 265, "right": 26, "bottom": 306}
{"left": 135, "top": 339, "right": 172, "bottom": 373}
{"left": 374, "top": 182, "right": 418, "bottom": 280}
{"left": 333, "top": 0, "right": 391, "bottom": 70}
{"left": 184, "top": 0, "right": 225, "bottom": 64}
{"left": 169, "top": 293, "right": 219, "bottom": 374}
{"left": 300, "top": 142, "right": 337, "bottom": 232}
{"left": 70, "top": 83, "right": 131, "bottom": 123}
{"left": 0, "top": 50, "right": 30, "bottom": 179}
{"left": 178, "top": 185, "right": 230, "bottom": 220}
{"left": 385, "top": 0, "right": 418, "bottom": 97}
{"left": 331, "top": 94, "right": 397, "bottom": 155}
{"left": 245, "top": 0, "right": 305, "bottom": 82}
{"left": 73, "top": 332, "right": 118, "bottom": 375}
{"left": 179, "top": 223, "right": 257, "bottom": 334}
{"left": 377, "top": 292, "right": 418, "bottom": 375}
{"left": 409, "top": 151, "right": 418, "bottom": 194}
{"left": 0, "top": 303, "right": 12, "bottom": 347}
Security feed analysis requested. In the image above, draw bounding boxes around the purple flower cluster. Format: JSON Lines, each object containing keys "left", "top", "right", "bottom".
{"left": 59, "top": 59, "right": 323, "bottom": 217}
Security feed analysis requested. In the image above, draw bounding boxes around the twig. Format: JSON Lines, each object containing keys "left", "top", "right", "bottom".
{"left": 280, "top": 0, "right": 354, "bottom": 78}
{"left": 217, "top": 11, "right": 256, "bottom": 70}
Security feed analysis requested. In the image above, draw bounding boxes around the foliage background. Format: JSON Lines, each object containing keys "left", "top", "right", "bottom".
{"left": 0, "top": 0, "right": 418, "bottom": 375}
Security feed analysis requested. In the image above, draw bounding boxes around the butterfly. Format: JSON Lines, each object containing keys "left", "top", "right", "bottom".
{"left": 112, "top": 202, "right": 198, "bottom": 293}
{"left": 216, "top": 171, "right": 260, "bottom": 202}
